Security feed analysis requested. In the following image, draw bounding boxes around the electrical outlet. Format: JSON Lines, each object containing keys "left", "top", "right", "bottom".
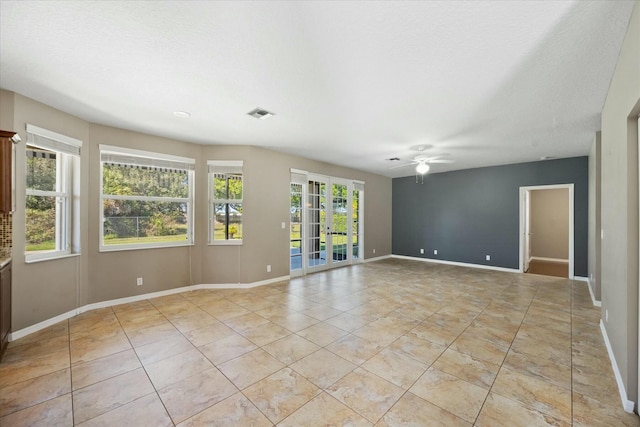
{"left": 485, "top": 255, "right": 491, "bottom": 261}
{"left": 601, "top": 229, "right": 604, "bottom": 240}
{"left": 136, "top": 277, "right": 143, "bottom": 286}
{"left": 606, "top": 309, "right": 609, "bottom": 322}
{"left": 373, "top": 249, "right": 376, "bottom": 254}
{"left": 281, "top": 222, "right": 286, "bottom": 229}
{"left": 267, "top": 265, "right": 271, "bottom": 273}
{"left": 420, "top": 248, "right": 424, "bottom": 254}
{"left": 434, "top": 249, "right": 438, "bottom": 255}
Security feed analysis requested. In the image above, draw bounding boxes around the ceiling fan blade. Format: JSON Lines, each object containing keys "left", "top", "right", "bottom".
{"left": 388, "top": 162, "right": 416, "bottom": 169}
{"left": 427, "top": 159, "right": 455, "bottom": 164}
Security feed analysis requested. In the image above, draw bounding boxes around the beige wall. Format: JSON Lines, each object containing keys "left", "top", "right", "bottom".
{"left": 2, "top": 91, "right": 392, "bottom": 330}
{"left": 588, "top": 132, "right": 602, "bottom": 301}
{"left": 601, "top": 1, "right": 640, "bottom": 405}
{"left": 10, "top": 93, "right": 91, "bottom": 330}
{"left": 0, "top": 90, "right": 14, "bottom": 131}
{"left": 86, "top": 124, "right": 205, "bottom": 304}
{"left": 530, "top": 188, "right": 569, "bottom": 260}
{"left": 199, "top": 145, "right": 392, "bottom": 284}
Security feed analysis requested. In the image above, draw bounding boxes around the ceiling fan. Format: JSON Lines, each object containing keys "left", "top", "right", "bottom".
{"left": 389, "top": 155, "right": 454, "bottom": 174}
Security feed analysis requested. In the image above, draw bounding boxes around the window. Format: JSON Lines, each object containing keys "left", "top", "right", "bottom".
{"left": 100, "top": 145, "right": 195, "bottom": 251}
{"left": 208, "top": 161, "right": 243, "bottom": 244}
{"left": 25, "top": 124, "right": 81, "bottom": 262}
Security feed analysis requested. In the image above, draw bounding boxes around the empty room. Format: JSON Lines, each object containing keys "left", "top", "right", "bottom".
{"left": 0, "top": 1, "right": 639, "bottom": 426}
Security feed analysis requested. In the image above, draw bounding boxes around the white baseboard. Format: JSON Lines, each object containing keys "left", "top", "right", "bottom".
{"left": 10, "top": 308, "right": 81, "bottom": 342}
{"left": 363, "top": 255, "right": 392, "bottom": 263}
{"left": 390, "top": 254, "right": 520, "bottom": 273}
{"left": 196, "top": 275, "right": 290, "bottom": 289}
{"left": 600, "top": 320, "right": 635, "bottom": 413}
{"left": 9, "top": 275, "right": 290, "bottom": 342}
{"left": 586, "top": 277, "right": 602, "bottom": 307}
{"left": 530, "top": 256, "right": 569, "bottom": 263}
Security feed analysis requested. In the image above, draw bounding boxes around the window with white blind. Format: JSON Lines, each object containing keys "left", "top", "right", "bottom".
{"left": 99, "top": 145, "right": 195, "bottom": 251}
{"left": 25, "top": 124, "right": 82, "bottom": 262}
{"left": 208, "top": 161, "right": 243, "bottom": 244}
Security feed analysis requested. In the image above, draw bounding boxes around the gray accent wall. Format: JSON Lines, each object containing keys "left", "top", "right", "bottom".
{"left": 392, "top": 157, "right": 588, "bottom": 276}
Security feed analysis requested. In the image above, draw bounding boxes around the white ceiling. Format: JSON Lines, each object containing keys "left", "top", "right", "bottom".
{"left": 0, "top": 1, "right": 635, "bottom": 178}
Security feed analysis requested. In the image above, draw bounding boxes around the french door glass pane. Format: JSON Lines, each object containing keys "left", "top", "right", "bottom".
{"left": 290, "top": 183, "right": 303, "bottom": 271}
{"left": 331, "top": 184, "right": 348, "bottom": 262}
{"left": 308, "top": 180, "right": 326, "bottom": 267}
{"left": 352, "top": 189, "right": 360, "bottom": 259}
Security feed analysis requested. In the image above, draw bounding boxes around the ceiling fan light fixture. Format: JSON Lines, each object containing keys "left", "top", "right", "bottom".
{"left": 416, "top": 162, "right": 430, "bottom": 174}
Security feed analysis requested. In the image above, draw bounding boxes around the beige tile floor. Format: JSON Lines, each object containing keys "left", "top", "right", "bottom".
{"left": 1, "top": 259, "right": 639, "bottom": 426}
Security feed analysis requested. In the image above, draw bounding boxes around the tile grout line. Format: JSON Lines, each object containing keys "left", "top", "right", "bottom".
{"left": 471, "top": 277, "right": 541, "bottom": 425}
{"left": 67, "top": 318, "right": 75, "bottom": 427}
{"left": 570, "top": 280, "right": 574, "bottom": 426}
{"left": 332, "top": 282, "right": 490, "bottom": 424}
{"left": 3, "top": 262, "right": 621, "bottom": 425}
{"left": 158, "top": 292, "right": 267, "bottom": 422}
{"left": 112, "top": 300, "right": 177, "bottom": 427}
{"left": 153, "top": 292, "right": 267, "bottom": 426}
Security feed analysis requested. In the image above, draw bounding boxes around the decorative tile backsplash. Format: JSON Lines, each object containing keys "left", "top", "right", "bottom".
{"left": 0, "top": 213, "right": 11, "bottom": 254}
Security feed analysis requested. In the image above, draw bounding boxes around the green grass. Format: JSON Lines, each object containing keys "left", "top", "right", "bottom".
{"left": 104, "top": 234, "right": 188, "bottom": 245}
{"left": 26, "top": 241, "right": 56, "bottom": 252}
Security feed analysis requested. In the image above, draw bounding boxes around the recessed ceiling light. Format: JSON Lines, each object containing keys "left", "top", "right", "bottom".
{"left": 540, "top": 156, "right": 555, "bottom": 160}
{"left": 247, "top": 108, "right": 275, "bottom": 120}
{"left": 173, "top": 111, "right": 191, "bottom": 118}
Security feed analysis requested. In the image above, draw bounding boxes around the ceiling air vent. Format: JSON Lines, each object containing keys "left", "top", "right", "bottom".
{"left": 247, "top": 108, "right": 275, "bottom": 120}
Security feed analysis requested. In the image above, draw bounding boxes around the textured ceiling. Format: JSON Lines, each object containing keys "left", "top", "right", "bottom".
{"left": 0, "top": 1, "right": 635, "bottom": 177}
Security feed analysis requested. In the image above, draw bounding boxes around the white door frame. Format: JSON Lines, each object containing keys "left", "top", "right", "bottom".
{"left": 524, "top": 190, "right": 532, "bottom": 272}
{"left": 306, "top": 174, "right": 332, "bottom": 274}
{"left": 328, "top": 177, "right": 353, "bottom": 269}
{"left": 289, "top": 176, "right": 306, "bottom": 278}
{"left": 519, "top": 184, "right": 575, "bottom": 279}
{"left": 636, "top": 114, "right": 640, "bottom": 408}
{"left": 353, "top": 185, "right": 364, "bottom": 263}
{"left": 306, "top": 175, "right": 357, "bottom": 273}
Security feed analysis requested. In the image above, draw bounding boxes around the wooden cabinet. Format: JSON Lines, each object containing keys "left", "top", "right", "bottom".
{"left": 0, "top": 261, "right": 10, "bottom": 361}
{"left": 0, "top": 130, "right": 17, "bottom": 213}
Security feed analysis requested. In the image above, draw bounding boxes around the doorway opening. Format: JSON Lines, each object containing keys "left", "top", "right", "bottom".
{"left": 290, "top": 170, "right": 363, "bottom": 277}
{"left": 519, "top": 184, "right": 574, "bottom": 279}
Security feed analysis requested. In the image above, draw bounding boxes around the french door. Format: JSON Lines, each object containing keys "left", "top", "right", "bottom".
{"left": 290, "top": 173, "right": 363, "bottom": 277}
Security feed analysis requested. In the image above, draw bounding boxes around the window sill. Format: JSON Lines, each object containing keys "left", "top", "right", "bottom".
{"left": 210, "top": 240, "right": 243, "bottom": 246}
{"left": 99, "top": 242, "right": 194, "bottom": 252}
{"left": 25, "top": 252, "right": 81, "bottom": 264}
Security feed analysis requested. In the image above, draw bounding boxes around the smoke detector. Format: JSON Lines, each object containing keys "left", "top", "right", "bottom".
{"left": 247, "top": 108, "right": 275, "bottom": 120}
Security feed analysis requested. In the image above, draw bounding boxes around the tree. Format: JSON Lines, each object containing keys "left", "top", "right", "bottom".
{"left": 26, "top": 151, "right": 57, "bottom": 247}
{"left": 102, "top": 164, "right": 189, "bottom": 238}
